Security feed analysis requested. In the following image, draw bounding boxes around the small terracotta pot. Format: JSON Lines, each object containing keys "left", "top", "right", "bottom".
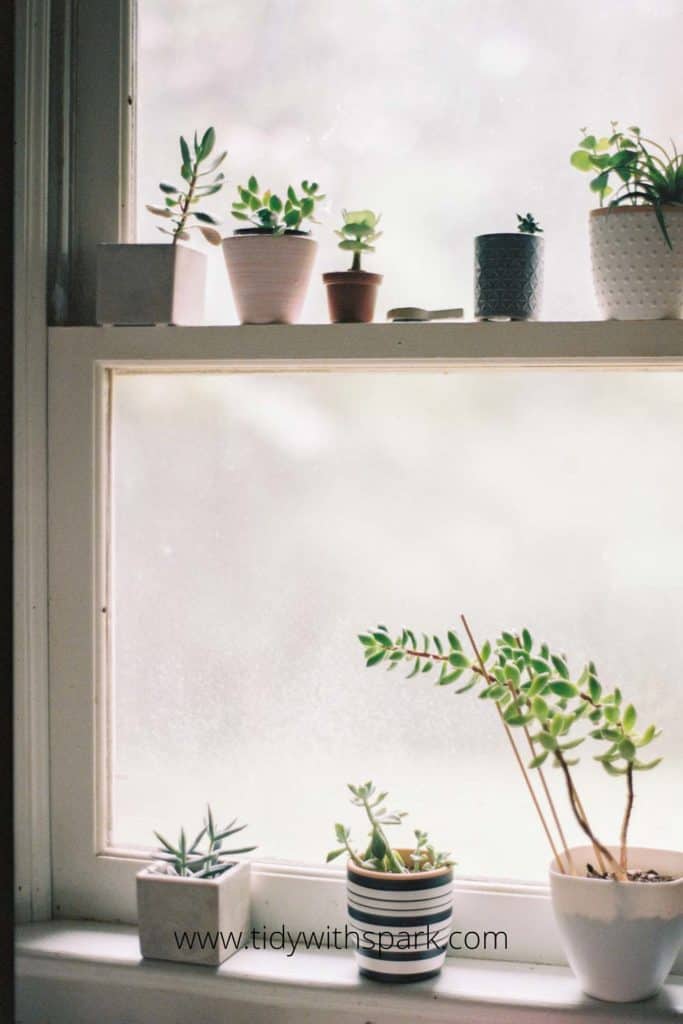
{"left": 222, "top": 230, "right": 317, "bottom": 324}
{"left": 323, "top": 271, "right": 383, "bottom": 323}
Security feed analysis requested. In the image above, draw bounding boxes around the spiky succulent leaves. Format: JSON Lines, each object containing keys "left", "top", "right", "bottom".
{"left": 151, "top": 805, "right": 256, "bottom": 877}
{"left": 147, "top": 126, "right": 226, "bottom": 245}
{"left": 570, "top": 123, "right": 682, "bottom": 246}
{"left": 516, "top": 212, "right": 543, "bottom": 234}
{"left": 335, "top": 209, "right": 382, "bottom": 270}
{"left": 231, "top": 178, "right": 325, "bottom": 233}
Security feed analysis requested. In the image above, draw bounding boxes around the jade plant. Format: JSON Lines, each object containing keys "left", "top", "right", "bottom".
{"left": 570, "top": 123, "right": 683, "bottom": 247}
{"left": 517, "top": 212, "right": 543, "bottom": 234}
{"left": 152, "top": 805, "right": 257, "bottom": 878}
{"left": 335, "top": 210, "right": 382, "bottom": 270}
{"left": 146, "top": 127, "right": 226, "bottom": 246}
{"left": 231, "top": 177, "right": 325, "bottom": 233}
{"left": 358, "top": 621, "right": 662, "bottom": 881}
{"left": 326, "top": 780, "right": 454, "bottom": 874}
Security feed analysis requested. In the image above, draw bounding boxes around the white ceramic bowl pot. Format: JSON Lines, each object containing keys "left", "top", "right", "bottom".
{"left": 589, "top": 205, "right": 683, "bottom": 319}
{"left": 347, "top": 852, "right": 454, "bottom": 983}
{"left": 222, "top": 228, "right": 318, "bottom": 324}
{"left": 550, "top": 846, "right": 683, "bottom": 1002}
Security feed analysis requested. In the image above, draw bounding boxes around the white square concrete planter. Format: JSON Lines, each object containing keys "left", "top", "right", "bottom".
{"left": 137, "top": 860, "right": 250, "bottom": 966}
{"left": 96, "top": 243, "right": 207, "bottom": 326}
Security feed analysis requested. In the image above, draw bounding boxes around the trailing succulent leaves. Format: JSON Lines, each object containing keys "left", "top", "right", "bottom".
{"left": 358, "top": 625, "right": 662, "bottom": 779}
{"left": 335, "top": 209, "right": 382, "bottom": 270}
{"left": 570, "top": 123, "right": 683, "bottom": 247}
{"left": 147, "top": 128, "right": 226, "bottom": 246}
{"left": 153, "top": 805, "right": 257, "bottom": 878}
{"left": 326, "top": 781, "right": 454, "bottom": 874}
{"left": 231, "top": 178, "right": 325, "bottom": 234}
{"left": 517, "top": 212, "right": 543, "bottom": 234}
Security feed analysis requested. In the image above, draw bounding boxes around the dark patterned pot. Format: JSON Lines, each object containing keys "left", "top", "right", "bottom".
{"left": 347, "top": 853, "right": 454, "bottom": 983}
{"left": 474, "top": 233, "right": 543, "bottom": 320}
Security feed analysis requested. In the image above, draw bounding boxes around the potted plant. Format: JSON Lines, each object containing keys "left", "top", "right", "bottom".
{"left": 222, "top": 177, "right": 324, "bottom": 324}
{"left": 323, "top": 210, "right": 383, "bottom": 323}
{"left": 326, "top": 781, "right": 455, "bottom": 983}
{"left": 571, "top": 123, "right": 683, "bottom": 319}
{"left": 97, "top": 127, "right": 225, "bottom": 325}
{"left": 358, "top": 621, "right": 682, "bottom": 1002}
{"left": 137, "top": 805, "right": 257, "bottom": 966}
{"left": 474, "top": 212, "right": 544, "bottom": 321}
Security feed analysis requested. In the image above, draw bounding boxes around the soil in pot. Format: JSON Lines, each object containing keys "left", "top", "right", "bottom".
{"left": 323, "top": 271, "right": 383, "bottom": 323}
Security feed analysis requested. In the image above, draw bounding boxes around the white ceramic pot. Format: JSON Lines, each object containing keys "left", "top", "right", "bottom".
{"left": 222, "top": 231, "right": 317, "bottom": 324}
{"left": 347, "top": 852, "right": 453, "bottom": 983}
{"left": 550, "top": 845, "right": 683, "bottom": 1002}
{"left": 96, "top": 243, "right": 207, "bottom": 326}
{"left": 137, "top": 860, "right": 250, "bottom": 966}
{"left": 589, "top": 206, "right": 683, "bottom": 320}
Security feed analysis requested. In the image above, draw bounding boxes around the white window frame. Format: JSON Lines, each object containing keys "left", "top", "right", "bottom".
{"left": 46, "top": 322, "right": 683, "bottom": 969}
{"left": 14, "top": 0, "right": 683, "bottom": 974}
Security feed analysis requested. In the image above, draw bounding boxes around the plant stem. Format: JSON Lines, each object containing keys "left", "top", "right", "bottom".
{"left": 460, "top": 615, "right": 567, "bottom": 873}
{"left": 173, "top": 165, "right": 198, "bottom": 245}
{"left": 620, "top": 765, "right": 634, "bottom": 873}
{"left": 351, "top": 251, "right": 361, "bottom": 272}
{"left": 361, "top": 796, "right": 406, "bottom": 873}
{"left": 555, "top": 750, "right": 625, "bottom": 879}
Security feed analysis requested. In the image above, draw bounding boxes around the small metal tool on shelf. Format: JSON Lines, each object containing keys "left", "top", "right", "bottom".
{"left": 386, "top": 306, "right": 464, "bottom": 322}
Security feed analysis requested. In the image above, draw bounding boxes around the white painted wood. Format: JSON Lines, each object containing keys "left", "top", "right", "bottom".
{"left": 47, "top": 320, "right": 683, "bottom": 974}
{"left": 14, "top": 0, "right": 53, "bottom": 924}
{"left": 15, "top": 922, "right": 683, "bottom": 1023}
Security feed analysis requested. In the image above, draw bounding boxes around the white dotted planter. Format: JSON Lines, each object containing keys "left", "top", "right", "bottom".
{"left": 589, "top": 205, "right": 683, "bottom": 320}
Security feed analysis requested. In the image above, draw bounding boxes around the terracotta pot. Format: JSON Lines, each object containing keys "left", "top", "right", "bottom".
{"left": 550, "top": 846, "right": 683, "bottom": 1002}
{"left": 590, "top": 205, "right": 683, "bottom": 319}
{"left": 347, "top": 849, "right": 453, "bottom": 983}
{"left": 222, "top": 230, "right": 317, "bottom": 324}
{"left": 323, "top": 271, "right": 383, "bottom": 323}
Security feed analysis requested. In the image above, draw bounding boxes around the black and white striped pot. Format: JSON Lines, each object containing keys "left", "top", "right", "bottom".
{"left": 347, "top": 854, "right": 454, "bottom": 983}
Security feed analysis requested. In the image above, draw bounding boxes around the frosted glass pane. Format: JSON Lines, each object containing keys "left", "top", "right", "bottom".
{"left": 136, "top": 0, "right": 683, "bottom": 323}
{"left": 111, "top": 371, "right": 683, "bottom": 881}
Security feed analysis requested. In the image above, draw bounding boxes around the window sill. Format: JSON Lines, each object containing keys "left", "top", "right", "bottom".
{"left": 16, "top": 922, "right": 683, "bottom": 1023}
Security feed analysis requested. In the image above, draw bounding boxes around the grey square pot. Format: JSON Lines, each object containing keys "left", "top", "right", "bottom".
{"left": 96, "top": 243, "right": 207, "bottom": 326}
{"left": 137, "top": 860, "right": 251, "bottom": 966}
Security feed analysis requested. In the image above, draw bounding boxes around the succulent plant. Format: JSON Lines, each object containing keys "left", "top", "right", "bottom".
{"left": 517, "top": 212, "right": 543, "bottom": 234}
{"left": 146, "top": 127, "right": 226, "bottom": 246}
{"left": 335, "top": 209, "right": 382, "bottom": 270}
{"left": 570, "top": 123, "right": 683, "bottom": 247}
{"left": 231, "top": 177, "right": 325, "bottom": 234}
{"left": 326, "top": 780, "right": 454, "bottom": 874}
{"left": 152, "top": 805, "right": 256, "bottom": 878}
{"left": 358, "top": 622, "right": 662, "bottom": 880}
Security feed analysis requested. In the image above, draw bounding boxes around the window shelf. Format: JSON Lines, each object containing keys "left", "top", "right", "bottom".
{"left": 16, "top": 921, "right": 683, "bottom": 1023}
{"left": 50, "top": 320, "right": 683, "bottom": 368}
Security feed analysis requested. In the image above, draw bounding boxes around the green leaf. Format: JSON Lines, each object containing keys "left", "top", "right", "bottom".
{"left": 301, "top": 197, "right": 314, "bottom": 217}
{"left": 550, "top": 655, "right": 569, "bottom": 679}
{"left": 193, "top": 211, "right": 219, "bottom": 224}
{"left": 633, "top": 757, "right": 662, "bottom": 771}
{"left": 619, "top": 738, "right": 636, "bottom": 761}
{"left": 521, "top": 628, "right": 532, "bottom": 652}
{"left": 447, "top": 631, "right": 461, "bottom": 651}
{"left": 180, "top": 136, "right": 191, "bottom": 168}
{"left": 326, "top": 848, "right": 345, "bottom": 862}
{"left": 358, "top": 634, "right": 374, "bottom": 646}
{"left": 636, "top": 724, "right": 657, "bottom": 747}
{"left": 365, "top": 651, "right": 385, "bottom": 667}
{"left": 448, "top": 651, "right": 470, "bottom": 669}
{"left": 284, "top": 209, "right": 300, "bottom": 227}
{"left": 159, "top": 182, "right": 179, "bottom": 194}
{"left": 588, "top": 676, "right": 602, "bottom": 703}
{"left": 622, "top": 704, "right": 637, "bottom": 733}
{"left": 480, "top": 683, "right": 506, "bottom": 701}
{"left": 370, "top": 828, "right": 386, "bottom": 859}
{"left": 269, "top": 194, "right": 283, "bottom": 213}
{"left": 537, "top": 733, "right": 558, "bottom": 752}
{"left": 199, "top": 126, "right": 215, "bottom": 160}
{"left": 579, "top": 134, "right": 598, "bottom": 150}
{"left": 480, "top": 640, "right": 492, "bottom": 664}
{"left": 530, "top": 658, "right": 549, "bottom": 674}
{"left": 373, "top": 632, "right": 392, "bottom": 647}
{"left": 604, "top": 705, "right": 620, "bottom": 724}
{"left": 454, "top": 676, "right": 477, "bottom": 693}
{"left": 548, "top": 681, "right": 577, "bottom": 699}
{"left": 433, "top": 635, "right": 443, "bottom": 654}
{"left": 532, "top": 696, "right": 549, "bottom": 720}
{"left": 528, "top": 751, "right": 549, "bottom": 769}
{"left": 248, "top": 175, "right": 259, "bottom": 193}
{"left": 602, "top": 760, "right": 629, "bottom": 776}
{"left": 231, "top": 210, "right": 249, "bottom": 221}
{"left": 559, "top": 736, "right": 585, "bottom": 751}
